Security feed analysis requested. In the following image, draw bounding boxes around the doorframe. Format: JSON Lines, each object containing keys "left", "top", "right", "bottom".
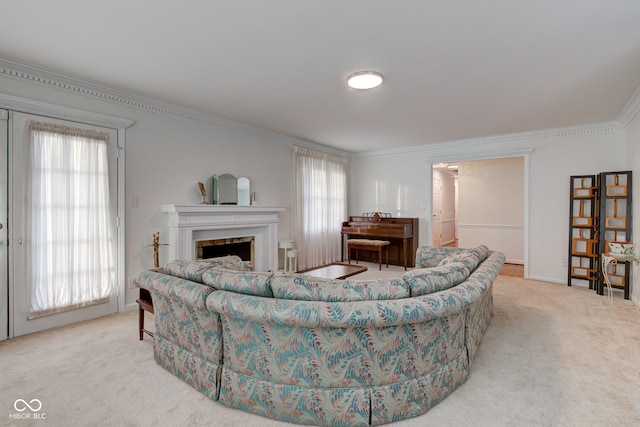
{"left": 0, "top": 109, "right": 7, "bottom": 341}
{"left": 426, "top": 149, "right": 533, "bottom": 278}
{"left": 0, "top": 94, "right": 133, "bottom": 337}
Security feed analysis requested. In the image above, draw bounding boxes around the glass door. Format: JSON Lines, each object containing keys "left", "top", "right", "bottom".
{"left": 10, "top": 112, "right": 118, "bottom": 337}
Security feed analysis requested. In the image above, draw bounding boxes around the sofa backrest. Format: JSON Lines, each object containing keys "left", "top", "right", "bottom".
{"left": 203, "top": 268, "right": 274, "bottom": 297}
{"left": 415, "top": 245, "right": 489, "bottom": 268}
{"left": 270, "top": 273, "right": 410, "bottom": 302}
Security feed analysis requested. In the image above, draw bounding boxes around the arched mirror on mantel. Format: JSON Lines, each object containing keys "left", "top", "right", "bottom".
{"left": 237, "top": 177, "right": 251, "bottom": 206}
{"left": 212, "top": 173, "right": 238, "bottom": 205}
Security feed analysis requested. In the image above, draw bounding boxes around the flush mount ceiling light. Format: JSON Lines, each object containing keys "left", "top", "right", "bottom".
{"left": 347, "top": 71, "right": 384, "bottom": 90}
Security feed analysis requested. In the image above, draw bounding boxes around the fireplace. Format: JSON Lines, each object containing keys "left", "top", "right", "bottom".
{"left": 196, "top": 236, "right": 255, "bottom": 266}
{"left": 162, "top": 204, "right": 284, "bottom": 271}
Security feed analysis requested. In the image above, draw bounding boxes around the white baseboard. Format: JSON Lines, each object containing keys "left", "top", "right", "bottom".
{"left": 525, "top": 275, "right": 565, "bottom": 285}
{"left": 124, "top": 303, "right": 139, "bottom": 312}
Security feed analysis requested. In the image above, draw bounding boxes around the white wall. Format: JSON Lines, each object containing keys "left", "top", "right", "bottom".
{"left": 350, "top": 130, "right": 628, "bottom": 285}
{"left": 0, "top": 74, "right": 295, "bottom": 308}
{"left": 349, "top": 152, "right": 430, "bottom": 245}
{"left": 458, "top": 157, "right": 524, "bottom": 263}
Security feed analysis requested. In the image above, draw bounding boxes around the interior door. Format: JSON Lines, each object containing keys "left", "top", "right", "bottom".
{"left": 0, "top": 110, "right": 7, "bottom": 341}
{"left": 432, "top": 176, "right": 442, "bottom": 246}
{"left": 10, "top": 111, "right": 118, "bottom": 337}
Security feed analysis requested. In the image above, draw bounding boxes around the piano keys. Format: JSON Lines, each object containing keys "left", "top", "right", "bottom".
{"left": 341, "top": 215, "right": 419, "bottom": 269}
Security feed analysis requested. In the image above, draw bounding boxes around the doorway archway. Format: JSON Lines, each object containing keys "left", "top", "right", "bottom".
{"left": 427, "top": 150, "right": 532, "bottom": 277}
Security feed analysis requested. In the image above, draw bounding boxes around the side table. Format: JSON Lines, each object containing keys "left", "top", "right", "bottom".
{"left": 136, "top": 288, "right": 154, "bottom": 340}
{"left": 600, "top": 253, "right": 639, "bottom": 303}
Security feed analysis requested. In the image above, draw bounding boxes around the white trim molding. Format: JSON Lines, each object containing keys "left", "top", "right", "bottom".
{"left": 0, "top": 57, "right": 350, "bottom": 159}
{"left": 353, "top": 123, "right": 622, "bottom": 158}
{"left": 2, "top": 57, "right": 635, "bottom": 160}
{"left": 617, "top": 84, "right": 640, "bottom": 127}
{"left": 0, "top": 94, "right": 134, "bottom": 317}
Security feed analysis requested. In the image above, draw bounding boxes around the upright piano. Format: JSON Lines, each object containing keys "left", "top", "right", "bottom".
{"left": 341, "top": 214, "right": 419, "bottom": 268}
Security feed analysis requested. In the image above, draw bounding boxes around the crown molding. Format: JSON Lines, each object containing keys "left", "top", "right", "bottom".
{"left": 350, "top": 121, "right": 624, "bottom": 159}
{"left": 1, "top": 57, "right": 634, "bottom": 161}
{"left": 617, "top": 84, "right": 640, "bottom": 127}
{"left": 0, "top": 93, "right": 134, "bottom": 131}
{"left": 0, "top": 57, "right": 350, "bottom": 159}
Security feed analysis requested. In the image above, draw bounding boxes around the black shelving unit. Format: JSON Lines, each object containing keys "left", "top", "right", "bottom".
{"left": 598, "top": 171, "right": 633, "bottom": 300}
{"left": 568, "top": 175, "right": 600, "bottom": 289}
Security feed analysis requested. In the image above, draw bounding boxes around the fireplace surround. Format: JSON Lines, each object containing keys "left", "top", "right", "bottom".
{"left": 162, "top": 204, "right": 285, "bottom": 271}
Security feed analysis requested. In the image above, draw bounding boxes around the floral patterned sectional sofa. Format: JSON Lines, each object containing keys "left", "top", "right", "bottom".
{"left": 133, "top": 245, "right": 505, "bottom": 426}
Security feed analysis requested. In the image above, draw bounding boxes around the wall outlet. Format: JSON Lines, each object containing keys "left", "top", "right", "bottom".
{"left": 562, "top": 258, "right": 568, "bottom": 267}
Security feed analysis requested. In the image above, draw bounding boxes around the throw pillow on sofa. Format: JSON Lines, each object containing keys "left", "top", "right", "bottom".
{"left": 271, "top": 273, "right": 410, "bottom": 302}
{"left": 415, "top": 246, "right": 465, "bottom": 268}
{"left": 201, "top": 255, "right": 253, "bottom": 271}
{"left": 402, "top": 262, "right": 471, "bottom": 296}
{"left": 202, "top": 268, "right": 274, "bottom": 297}
{"left": 438, "top": 249, "right": 480, "bottom": 271}
{"left": 469, "top": 245, "right": 489, "bottom": 263}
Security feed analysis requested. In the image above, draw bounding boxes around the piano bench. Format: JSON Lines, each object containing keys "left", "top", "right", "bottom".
{"left": 347, "top": 239, "right": 390, "bottom": 270}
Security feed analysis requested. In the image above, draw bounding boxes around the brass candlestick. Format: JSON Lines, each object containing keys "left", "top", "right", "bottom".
{"left": 148, "top": 232, "right": 168, "bottom": 268}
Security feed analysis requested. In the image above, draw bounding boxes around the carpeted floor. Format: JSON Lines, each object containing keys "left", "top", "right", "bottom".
{"left": 1, "top": 263, "right": 639, "bottom": 426}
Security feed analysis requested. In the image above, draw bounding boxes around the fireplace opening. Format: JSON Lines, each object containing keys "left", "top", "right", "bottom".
{"left": 196, "top": 236, "right": 255, "bottom": 267}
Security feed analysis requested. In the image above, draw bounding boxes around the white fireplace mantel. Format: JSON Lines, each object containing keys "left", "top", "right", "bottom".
{"left": 162, "top": 204, "right": 285, "bottom": 271}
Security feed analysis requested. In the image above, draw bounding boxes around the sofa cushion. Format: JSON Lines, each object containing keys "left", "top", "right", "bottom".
{"left": 438, "top": 249, "right": 480, "bottom": 271}
{"left": 271, "top": 273, "right": 410, "bottom": 302}
{"left": 402, "top": 262, "right": 471, "bottom": 296}
{"left": 202, "top": 268, "right": 274, "bottom": 297}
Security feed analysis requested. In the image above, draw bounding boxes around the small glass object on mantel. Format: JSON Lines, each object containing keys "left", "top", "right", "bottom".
{"left": 237, "top": 177, "right": 251, "bottom": 206}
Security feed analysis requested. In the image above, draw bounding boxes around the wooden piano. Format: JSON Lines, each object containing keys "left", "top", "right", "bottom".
{"left": 341, "top": 213, "right": 419, "bottom": 269}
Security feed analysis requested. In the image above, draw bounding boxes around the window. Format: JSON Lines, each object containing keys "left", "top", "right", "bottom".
{"left": 291, "top": 146, "right": 347, "bottom": 269}
{"left": 26, "top": 121, "right": 115, "bottom": 318}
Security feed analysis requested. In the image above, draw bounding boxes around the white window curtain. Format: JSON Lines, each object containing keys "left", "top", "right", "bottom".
{"left": 26, "top": 121, "right": 114, "bottom": 319}
{"left": 291, "top": 146, "right": 347, "bottom": 270}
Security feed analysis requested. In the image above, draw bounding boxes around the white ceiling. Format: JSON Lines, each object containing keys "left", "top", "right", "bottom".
{"left": 1, "top": 1, "right": 640, "bottom": 154}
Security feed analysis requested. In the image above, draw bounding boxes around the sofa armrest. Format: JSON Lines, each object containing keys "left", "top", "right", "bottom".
{"left": 132, "top": 270, "right": 214, "bottom": 308}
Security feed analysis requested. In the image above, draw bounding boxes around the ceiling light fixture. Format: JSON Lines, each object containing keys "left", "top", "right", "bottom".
{"left": 347, "top": 71, "right": 384, "bottom": 90}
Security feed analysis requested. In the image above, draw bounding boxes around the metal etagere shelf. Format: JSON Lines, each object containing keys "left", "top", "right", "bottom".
{"left": 597, "top": 171, "right": 633, "bottom": 300}
{"left": 568, "top": 171, "right": 633, "bottom": 300}
{"left": 568, "top": 175, "right": 600, "bottom": 290}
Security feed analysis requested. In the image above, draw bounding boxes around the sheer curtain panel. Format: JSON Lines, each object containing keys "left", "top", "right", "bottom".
{"left": 291, "top": 146, "right": 347, "bottom": 270}
{"left": 26, "top": 121, "right": 115, "bottom": 319}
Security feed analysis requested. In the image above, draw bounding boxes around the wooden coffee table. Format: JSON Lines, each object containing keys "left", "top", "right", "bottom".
{"left": 297, "top": 262, "right": 367, "bottom": 280}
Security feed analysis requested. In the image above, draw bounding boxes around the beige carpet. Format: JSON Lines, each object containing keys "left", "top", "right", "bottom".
{"left": 1, "top": 263, "right": 639, "bottom": 426}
